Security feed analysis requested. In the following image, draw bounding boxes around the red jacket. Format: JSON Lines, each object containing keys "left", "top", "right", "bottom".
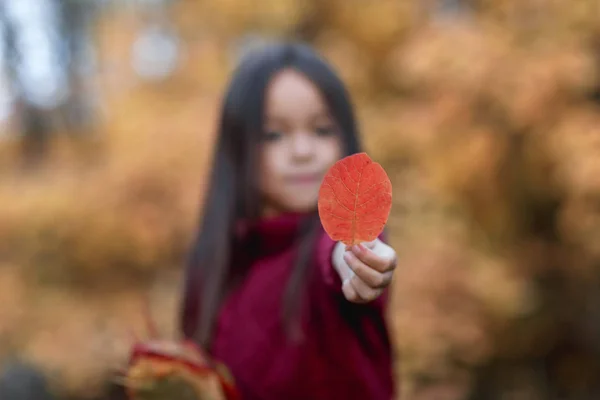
{"left": 183, "top": 212, "right": 395, "bottom": 400}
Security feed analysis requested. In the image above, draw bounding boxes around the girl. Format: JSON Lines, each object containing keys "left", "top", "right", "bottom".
{"left": 181, "top": 41, "right": 398, "bottom": 400}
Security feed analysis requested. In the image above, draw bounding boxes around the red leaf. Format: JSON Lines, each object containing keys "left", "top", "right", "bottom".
{"left": 120, "top": 307, "right": 241, "bottom": 400}
{"left": 123, "top": 339, "right": 241, "bottom": 400}
{"left": 318, "top": 153, "right": 392, "bottom": 246}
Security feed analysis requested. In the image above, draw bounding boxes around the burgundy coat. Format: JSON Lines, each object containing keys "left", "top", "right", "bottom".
{"left": 182, "top": 212, "right": 395, "bottom": 400}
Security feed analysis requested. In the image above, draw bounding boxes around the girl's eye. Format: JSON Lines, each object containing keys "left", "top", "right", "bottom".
{"left": 315, "top": 126, "right": 336, "bottom": 136}
{"left": 262, "top": 130, "right": 283, "bottom": 142}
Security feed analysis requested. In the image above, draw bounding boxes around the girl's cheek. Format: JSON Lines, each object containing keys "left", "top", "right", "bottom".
{"left": 260, "top": 147, "right": 281, "bottom": 181}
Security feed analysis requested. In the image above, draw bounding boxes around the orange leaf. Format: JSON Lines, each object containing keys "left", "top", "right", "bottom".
{"left": 318, "top": 152, "right": 392, "bottom": 246}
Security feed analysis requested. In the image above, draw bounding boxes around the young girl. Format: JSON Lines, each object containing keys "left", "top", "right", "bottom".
{"left": 180, "top": 41, "right": 398, "bottom": 400}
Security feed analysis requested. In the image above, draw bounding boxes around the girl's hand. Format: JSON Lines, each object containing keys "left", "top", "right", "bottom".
{"left": 332, "top": 239, "right": 397, "bottom": 303}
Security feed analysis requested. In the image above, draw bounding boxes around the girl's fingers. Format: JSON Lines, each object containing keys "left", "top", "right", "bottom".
{"left": 343, "top": 251, "right": 392, "bottom": 289}
{"left": 349, "top": 275, "right": 383, "bottom": 303}
{"left": 364, "top": 239, "right": 378, "bottom": 249}
{"left": 351, "top": 242, "right": 396, "bottom": 273}
{"left": 346, "top": 240, "right": 377, "bottom": 252}
{"left": 338, "top": 239, "right": 398, "bottom": 303}
{"left": 342, "top": 278, "right": 367, "bottom": 303}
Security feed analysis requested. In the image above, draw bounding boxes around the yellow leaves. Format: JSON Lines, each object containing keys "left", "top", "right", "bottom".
{"left": 547, "top": 109, "right": 600, "bottom": 261}
{"left": 474, "top": 0, "right": 599, "bottom": 41}
{"left": 316, "top": 31, "right": 371, "bottom": 98}
{"left": 548, "top": 109, "right": 600, "bottom": 197}
{"left": 328, "top": 0, "right": 415, "bottom": 51}
{"left": 125, "top": 358, "right": 227, "bottom": 400}
{"left": 468, "top": 253, "right": 538, "bottom": 320}
{"left": 0, "top": 268, "right": 27, "bottom": 338}
{"left": 390, "top": 21, "right": 510, "bottom": 94}
{"left": 204, "top": 0, "right": 309, "bottom": 37}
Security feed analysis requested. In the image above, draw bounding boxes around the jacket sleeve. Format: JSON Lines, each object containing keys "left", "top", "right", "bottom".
{"left": 311, "top": 231, "right": 396, "bottom": 399}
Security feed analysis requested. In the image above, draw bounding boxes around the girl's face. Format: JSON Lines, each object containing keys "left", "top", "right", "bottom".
{"left": 260, "top": 69, "right": 343, "bottom": 217}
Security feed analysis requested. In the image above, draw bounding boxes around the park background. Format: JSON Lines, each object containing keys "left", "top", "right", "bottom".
{"left": 1, "top": 0, "right": 600, "bottom": 399}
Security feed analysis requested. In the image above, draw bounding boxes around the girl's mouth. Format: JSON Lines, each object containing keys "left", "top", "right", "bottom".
{"left": 288, "top": 173, "right": 321, "bottom": 185}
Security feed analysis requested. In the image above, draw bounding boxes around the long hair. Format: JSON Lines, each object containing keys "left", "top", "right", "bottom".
{"left": 180, "top": 41, "right": 363, "bottom": 348}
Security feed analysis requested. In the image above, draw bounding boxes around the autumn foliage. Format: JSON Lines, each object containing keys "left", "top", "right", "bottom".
{"left": 318, "top": 153, "right": 392, "bottom": 246}
{"left": 123, "top": 339, "right": 239, "bottom": 400}
{"left": 1, "top": 1, "right": 600, "bottom": 399}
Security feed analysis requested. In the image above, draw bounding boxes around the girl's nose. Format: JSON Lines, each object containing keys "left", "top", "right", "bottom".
{"left": 290, "top": 132, "right": 315, "bottom": 160}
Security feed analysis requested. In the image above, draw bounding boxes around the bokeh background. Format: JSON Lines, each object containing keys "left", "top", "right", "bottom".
{"left": 1, "top": 0, "right": 600, "bottom": 399}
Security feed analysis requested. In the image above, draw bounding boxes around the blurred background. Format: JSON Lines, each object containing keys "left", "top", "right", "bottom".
{"left": 1, "top": 0, "right": 600, "bottom": 399}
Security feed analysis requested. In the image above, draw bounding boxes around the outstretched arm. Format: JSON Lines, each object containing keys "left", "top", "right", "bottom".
{"left": 312, "top": 231, "right": 397, "bottom": 399}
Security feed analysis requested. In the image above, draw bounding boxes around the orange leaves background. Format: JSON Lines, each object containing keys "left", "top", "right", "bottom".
{"left": 1, "top": 1, "right": 600, "bottom": 399}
